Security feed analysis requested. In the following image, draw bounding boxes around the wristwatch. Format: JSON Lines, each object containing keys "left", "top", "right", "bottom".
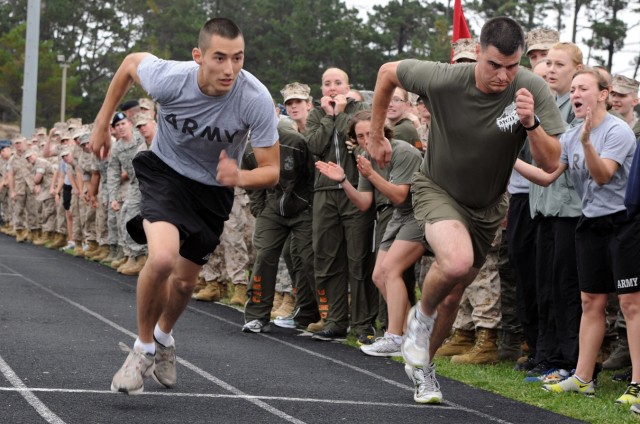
{"left": 524, "top": 115, "right": 540, "bottom": 131}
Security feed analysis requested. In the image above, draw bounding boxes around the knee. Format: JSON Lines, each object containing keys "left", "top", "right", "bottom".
{"left": 619, "top": 295, "right": 640, "bottom": 320}
{"left": 145, "top": 251, "right": 177, "bottom": 281}
{"left": 436, "top": 255, "right": 474, "bottom": 282}
{"left": 372, "top": 267, "right": 386, "bottom": 290}
{"left": 580, "top": 293, "right": 606, "bottom": 315}
{"left": 171, "top": 275, "right": 198, "bottom": 296}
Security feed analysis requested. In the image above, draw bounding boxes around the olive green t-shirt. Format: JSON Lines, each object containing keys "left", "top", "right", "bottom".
{"left": 393, "top": 118, "right": 422, "bottom": 150}
{"left": 397, "top": 60, "right": 565, "bottom": 209}
{"left": 358, "top": 139, "right": 422, "bottom": 215}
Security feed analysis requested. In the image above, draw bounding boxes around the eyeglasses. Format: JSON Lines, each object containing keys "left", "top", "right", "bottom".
{"left": 390, "top": 97, "right": 406, "bottom": 104}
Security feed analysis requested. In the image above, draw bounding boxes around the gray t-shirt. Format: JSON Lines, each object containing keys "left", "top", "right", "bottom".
{"left": 137, "top": 55, "right": 278, "bottom": 186}
{"left": 560, "top": 114, "right": 636, "bottom": 217}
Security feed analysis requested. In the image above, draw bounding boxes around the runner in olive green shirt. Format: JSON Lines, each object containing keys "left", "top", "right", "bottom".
{"left": 367, "top": 16, "right": 565, "bottom": 404}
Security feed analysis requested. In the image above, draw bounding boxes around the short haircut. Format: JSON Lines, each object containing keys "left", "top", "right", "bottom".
{"left": 574, "top": 67, "right": 610, "bottom": 93}
{"left": 198, "top": 17, "right": 243, "bottom": 52}
{"left": 550, "top": 42, "right": 584, "bottom": 67}
{"left": 480, "top": 17, "right": 525, "bottom": 56}
{"left": 322, "top": 67, "right": 349, "bottom": 85}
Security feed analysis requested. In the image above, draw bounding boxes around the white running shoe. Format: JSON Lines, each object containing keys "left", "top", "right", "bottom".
{"left": 110, "top": 342, "right": 155, "bottom": 395}
{"left": 401, "top": 303, "right": 436, "bottom": 368}
{"left": 360, "top": 334, "right": 401, "bottom": 357}
{"left": 405, "top": 363, "right": 442, "bottom": 404}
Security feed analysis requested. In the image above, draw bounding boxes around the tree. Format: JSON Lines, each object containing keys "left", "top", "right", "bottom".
{"left": 583, "top": 0, "right": 628, "bottom": 70}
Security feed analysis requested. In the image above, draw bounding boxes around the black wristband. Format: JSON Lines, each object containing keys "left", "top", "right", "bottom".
{"left": 524, "top": 115, "right": 540, "bottom": 131}
{"left": 339, "top": 174, "right": 347, "bottom": 183}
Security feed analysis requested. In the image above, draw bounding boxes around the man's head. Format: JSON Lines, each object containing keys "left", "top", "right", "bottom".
{"left": 119, "top": 99, "right": 140, "bottom": 118}
{"left": 452, "top": 38, "right": 477, "bottom": 63}
{"left": 25, "top": 148, "right": 38, "bottom": 164}
{"left": 476, "top": 17, "right": 525, "bottom": 94}
{"left": 525, "top": 28, "right": 559, "bottom": 68}
{"left": 111, "top": 111, "right": 133, "bottom": 140}
{"left": 321, "top": 68, "right": 350, "bottom": 98}
{"left": 611, "top": 74, "right": 640, "bottom": 117}
{"left": 134, "top": 112, "right": 157, "bottom": 140}
{"left": 78, "top": 132, "right": 92, "bottom": 151}
{"left": 281, "top": 82, "right": 312, "bottom": 123}
{"left": 0, "top": 139, "right": 11, "bottom": 159}
{"left": 193, "top": 17, "right": 244, "bottom": 96}
{"left": 12, "top": 136, "right": 26, "bottom": 153}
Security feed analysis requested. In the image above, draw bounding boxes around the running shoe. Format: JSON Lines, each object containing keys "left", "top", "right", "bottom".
{"left": 401, "top": 303, "right": 436, "bottom": 368}
{"left": 405, "top": 363, "right": 442, "bottom": 404}
{"left": 242, "top": 319, "right": 271, "bottom": 333}
{"left": 153, "top": 340, "right": 177, "bottom": 388}
{"left": 543, "top": 375, "right": 595, "bottom": 396}
{"left": 360, "top": 334, "right": 401, "bottom": 357}
{"left": 616, "top": 383, "right": 640, "bottom": 404}
{"left": 110, "top": 342, "right": 155, "bottom": 395}
{"left": 541, "top": 369, "right": 570, "bottom": 384}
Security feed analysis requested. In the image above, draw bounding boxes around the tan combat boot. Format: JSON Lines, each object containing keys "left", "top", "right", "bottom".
{"left": 229, "top": 283, "right": 248, "bottom": 306}
{"left": 450, "top": 328, "right": 500, "bottom": 365}
{"left": 306, "top": 319, "right": 325, "bottom": 333}
{"left": 192, "top": 276, "right": 207, "bottom": 294}
{"left": 270, "top": 292, "right": 284, "bottom": 320}
{"left": 88, "top": 245, "right": 110, "bottom": 261}
{"left": 72, "top": 240, "right": 85, "bottom": 257}
{"left": 117, "top": 256, "right": 136, "bottom": 273}
{"left": 192, "top": 281, "right": 222, "bottom": 302}
{"left": 84, "top": 240, "right": 99, "bottom": 255}
{"left": 16, "top": 229, "right": 28, "bottom": 243}
{"left": 120, "top": 255, "right": 146, "bottom": 276}
{"left": 435, "top": 329, "right": 475, "bottom": 357}
{"left": 28, "top": 229, "right": 40, "bottom": 243}
{"left": 49, "top": 233, "right": 68, "bottom": 249}
{"left": 33, "top": 230, "right": 51, "bottom": 246}
{"left": 272, "top": 292, "right": 295, "bottom": 319}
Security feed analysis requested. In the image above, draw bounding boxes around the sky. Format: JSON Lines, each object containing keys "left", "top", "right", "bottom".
{"left": 344, "top": 0, "right": 640, "bottom": 79}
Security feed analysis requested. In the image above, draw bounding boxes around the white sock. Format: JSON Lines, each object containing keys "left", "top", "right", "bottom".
{"left": 154, "top": 324, "right": 175, "bottom": 347}
{"left": 134, "top": 338, "right": 156, "bottom": 355}
{"left": 385, "top": 332, "right": 403, "bottom": 345}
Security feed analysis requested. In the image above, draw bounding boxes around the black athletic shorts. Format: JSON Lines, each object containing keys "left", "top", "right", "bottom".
{"left": 126, "top": 150, "right": 234, "bottom": 265}
{"left": 575, "top": 211, "right": 640, "bottom": 294}
{"left": 62, "top": 184, "right": 72, "bottom": 211}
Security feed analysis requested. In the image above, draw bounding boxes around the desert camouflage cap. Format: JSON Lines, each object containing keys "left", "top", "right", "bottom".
{"left": 67, "top": 117, "right": 82, "bottom": 130}
{"left": 134, "top": 112, "right": 155, "bottom": 127}
{"left": 452, "top": 38, "right": 477, "bottom": 63}
{"left": 139, "top": 98, "right": 156, "bottom": 111}
{"left": 60, "top": 147, "right": 73, "bottom": 157}
{"left": 12, "top": 136, "right": 25, "bottom": 144}
{"left": 526, "top": 28, "right": 559, "bottom": 55}
{"left": 280, "top": 82, "right": 311, "bottom": 103}
{"left": 612, "top": 74, "right": 640, "bottom": 95}
{"left": 25, "top": 148, "right": 38, "bottom": 158}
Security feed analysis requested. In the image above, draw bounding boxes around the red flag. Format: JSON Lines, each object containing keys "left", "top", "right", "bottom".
{"left": 451, "top": 0, "right": 471, "bottom": 62}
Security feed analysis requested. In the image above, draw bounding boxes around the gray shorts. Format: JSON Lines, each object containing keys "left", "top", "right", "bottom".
{"left": 411, "top": 172, "right": 507, "bottom": 268}
{"left": 379, "top": 209, "right": 428, "bottom": 251}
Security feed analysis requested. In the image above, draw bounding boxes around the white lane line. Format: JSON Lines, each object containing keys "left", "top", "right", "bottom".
{"left": 1, "top": 257, "right": 514, "bottom": 424}
{"left": 0, "top": 263, "right": 306, "bottom": 424}
{"left": 0, "top": 387, "right": 447, "bottom": 409}
{"left": 187, "top": 305, "right": 516, "bottom": 424}
{"left": 0, "top": 355, "right": 66, "bottom": 424}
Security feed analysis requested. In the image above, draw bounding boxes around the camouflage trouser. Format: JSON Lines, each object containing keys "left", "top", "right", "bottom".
{"left": 200, "top": 245, "right": 228, "bottom": 283}
{"left": 220, "top": 189, "right": 255, "bottom": 286}
{"left": 71, "top": 195, "right": 83, "bottom": 241}
{"left": 12, "top": 193, "right": 27, "bottom": 230}
{"left": 275, "top": 235, "right": 293, "bottom": 293}
{"left": 453, "top": 230, "right": 502, "bottom": 331}
{"left": 40, "top": 198, "right": 57, "bottom": 233}
{"left": 107, "top": 204, "right": 120, "bottom": 246}
{"left": 0, "top": 187, "right": 11, "bottom": 225}
{"left": 55, "top": 200, "right": 66, "bottom": 235}
{"left": 121, "top": 193, "right": 146, "bottom": 257}
{"left": 95, "top": 200, "right": 109, "bottom": 245}
{"left": 81, "top": 195, "right": 96, "bottom": 243}
{"left": 26, "top": 191, "right": 39, "bottom": 230}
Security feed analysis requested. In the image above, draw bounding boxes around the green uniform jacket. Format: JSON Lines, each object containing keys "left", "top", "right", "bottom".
{"left": 305, "top": 99, "right": 369, "bottom": 191}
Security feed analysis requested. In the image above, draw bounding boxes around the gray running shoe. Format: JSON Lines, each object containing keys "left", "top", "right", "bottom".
{"left": 110, "top": 342, "right": 155, "bottom": 395}
{"left": 242, "top": 319, "right": 271, "bottom": 333}
{"left": 360, "top": 335, "right": 401, "bottom": 357}
{"left": 405, "top": 363, "right": 442, "bottom": 404}
{"left": 401, "top": 303, "right": 436, "bottom": 368}
{"left": 153, "top": 340, "right": 177, "bottom": 388}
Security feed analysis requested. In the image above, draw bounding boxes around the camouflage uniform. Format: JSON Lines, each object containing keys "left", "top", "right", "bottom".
{"left": 106, "top": 135, "right": 143, "bottom": 251}
{"left": 221, "top": 187, "right": 255, "bottom": 287}
{"left": 120, "top": 140, "right": 150, "bottom": 258}
{"left": 0, "top": 154, "right": 11, "bottom": 226}
{"left": 33, "top": 157, "right": 56, "bottom": 233}
{"left": 7, "top": 151, "right": 32, "bottom": 231}
{"left": 76, "top": 146, "right": 96, "bottom": 244}
{"left": 200, "top": 246, "right": 229, "bottom": 284}
{"left": 452, "top": 229, "right": 502, "bottom": 330}
{"left": 94, "top": 153, "right": 110, "bottom": 246}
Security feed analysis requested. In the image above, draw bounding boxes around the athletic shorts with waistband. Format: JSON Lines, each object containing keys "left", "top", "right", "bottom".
{"left": 379, "top": 208, "right": 429, "bottom": 252}
{"left": 411, "top": 171, "right": 507, "bottom": 269}
{"left": 126, "top": 150, "right": 234, "bottom": 266}
{"left": 575, "top": 210, "right": 640, "bottom": 295}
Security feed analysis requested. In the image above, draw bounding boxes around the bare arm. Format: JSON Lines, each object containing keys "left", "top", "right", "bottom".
{"left": 580, "top": 110, "right": 620, "bottom": 185}
{"left": 516, "top": 88, "right": 561, "bottom": 172}
{"left": 315, "top": 160, "right": 373, "bottom": 211}
{"left": 356, "top": 155, "right": 409, "bottom": 205}
{"left": 369, "top": 61, "right": 401, "bottom": 168}
{"left": 513, "top": 158, "right": 567, "bottom": 187}
{"left": 91, "top": 52, "right": 151, "bottom": 158}
{"left": 217, "top": 143, "right": 280, "bottom": 190}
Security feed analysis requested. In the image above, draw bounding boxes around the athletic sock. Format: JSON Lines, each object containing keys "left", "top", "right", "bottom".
{"left": 153, "top": 324, "right": 175, "bottom": 347}
{"left": 385, "top": 332, "right": 403, "bottom": 345}
{"left": 574, "top": 374, "right": 591, "bottom": 384}
{"left": 134, "top": 338, "right": 156, "bottom": 355}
